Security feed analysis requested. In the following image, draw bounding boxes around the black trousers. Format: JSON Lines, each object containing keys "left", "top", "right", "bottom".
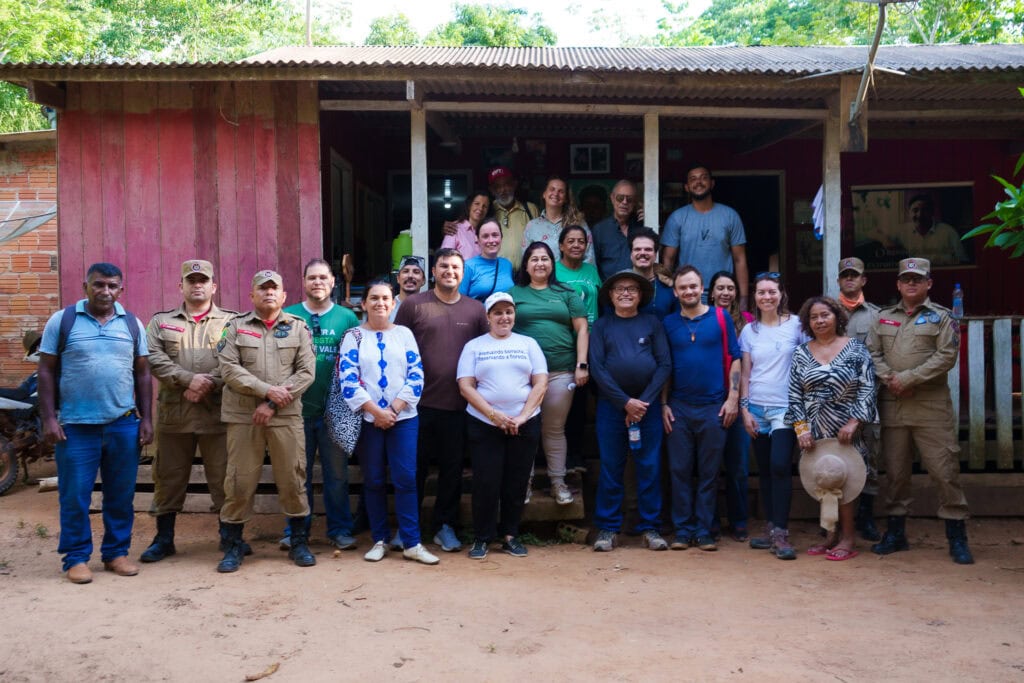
{"left": 416, "top": 407, "right": 467, "bottom": 533}
{"left": 468, "top": 414, "right": 540, "bottom": 543}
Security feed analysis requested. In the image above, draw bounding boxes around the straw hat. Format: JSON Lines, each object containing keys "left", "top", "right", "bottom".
{"left": 799, "top": 439, "right": 867, "bottom": 532}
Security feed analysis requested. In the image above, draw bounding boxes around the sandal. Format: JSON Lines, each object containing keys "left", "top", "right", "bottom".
{"left": 826, "top": 547, "right": 859, "bottom": 562}
{"left": 807, "top": 532, "right": 838, "bottom": 556}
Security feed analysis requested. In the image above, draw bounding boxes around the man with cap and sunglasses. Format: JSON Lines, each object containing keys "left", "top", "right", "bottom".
{"left": 866, "top": 257, "right": 973, "bottom": 564}
{"left": 140, "top": 259, "right": 238, "bottom": 563}
{"left": 391, "top": 255, "right": 427, "bottom": 322}
{"left": 836, "top": 256, "right": 882, "bottom": 541}
{"left": 216, "top": 269, "right": 315, "bottom": 572}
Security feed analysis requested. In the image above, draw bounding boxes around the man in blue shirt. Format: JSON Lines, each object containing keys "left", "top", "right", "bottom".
{"left": 591, "top": 179, "right": 645, "bottom": 280}
{"left": 38, "top": 262, "right": 152, "bottom": 584}
{"left": 661, "top": 266, "right": 740, "bottom": 551}
{"left": 661, "top": 164, "right": 749, "bottom": 309}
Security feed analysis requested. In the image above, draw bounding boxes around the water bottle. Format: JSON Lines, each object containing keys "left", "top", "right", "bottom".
{"left": 628, "top": 422, "right": 642, "bottom": 451}
{"left": 951, "top": 283, "right": 964, "bottom": 320}
{"left": 566, "top": 383, "right": 576, "bottom": 392}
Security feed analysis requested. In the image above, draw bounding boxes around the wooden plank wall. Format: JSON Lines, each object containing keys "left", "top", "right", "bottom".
{"left": 56, "top": 81, "right": 322, "bottom": 318}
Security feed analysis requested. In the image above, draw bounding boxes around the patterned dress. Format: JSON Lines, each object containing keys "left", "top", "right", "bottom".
{"left": 785, "top": 338, "right": 877, "bottom": 474}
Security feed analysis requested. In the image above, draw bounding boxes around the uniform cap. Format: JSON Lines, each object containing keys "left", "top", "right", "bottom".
{"left": 898, "top": 257, "right": 930, "bottom": 277}
{"left": 837, "top": 257, "right": 865, "bottom": 275}
{"left": 181, "top": 259, "right": 214, "bottom": 279}
{"left": 488, "top": 167, "right": 514, "bottom": 185}
{"left": 252, "top": 269, "right": 283, "bottom": 287}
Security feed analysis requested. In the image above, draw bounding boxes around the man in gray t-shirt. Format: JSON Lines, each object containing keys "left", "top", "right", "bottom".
{"left": 661, "top": 164, "right": 749, "bottom": 309}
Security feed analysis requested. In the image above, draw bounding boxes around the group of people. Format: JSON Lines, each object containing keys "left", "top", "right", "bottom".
{"left": 37, "top": 161, "right": 974, "bottom": 584}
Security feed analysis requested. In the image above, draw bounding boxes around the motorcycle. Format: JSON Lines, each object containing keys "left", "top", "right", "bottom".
{"left": 0, "top": 331, "right": 52, "bottom": 495}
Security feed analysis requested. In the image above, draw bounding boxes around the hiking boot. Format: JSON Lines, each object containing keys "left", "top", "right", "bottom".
{"left": 469, "top": 540, "right": 489, "bottom": 559}
{"left": 855, "top": 494, "right": 881, "bottom": 542}
{"left": 749, "top": 523, "right": 774, "bottom": 550}
{"left": 502, "top": 537, "right": 528, "bottom": 557}
{"left": 642, "top": 530, "right": 668, "bottom": 551}
{"left": 770, "top": 527, "right": 796, "bottom": 560}
{"left": 364, "top": 540, "right": 387, "bottom": 562}
{"left": 403, "top": 543, "right": 440, "bottom": 565}
{"left": 140, "top": 513, "right": 176, "bottom": 563}
{"left": 593, "top": 529, "right": 615, "bottom": 552}
{"left": 287, "top": 518, "right": 316, "bottom": 567}
{"left": 433, "top": 524, "right": 462, "bottom": 552}
{"left": 216, "top": 523, "right": 246, "bottom": 573}
{"left": 945, "top": 519, "right": 975, "bottom": 565}
{"left": 552, "top": 481, "right": 574, "bottom": 505}
{"left": 871, "top": 516, "right": 910, "bottom": 555}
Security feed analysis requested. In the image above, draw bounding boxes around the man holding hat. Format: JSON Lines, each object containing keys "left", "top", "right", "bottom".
{"left": 216, "top": 270, "right": 315, "bottom": 572}
{"left": 488, "top": 167, "right": 538, "bottom": 270}
{"left": 836, "top": 256, "right": 882, "bottom": 541}
{"left": 141, "top": 259, "right": 238, "bottom": 563}
{"left": 866, "top": 257, "right": 973, "bottom": 564}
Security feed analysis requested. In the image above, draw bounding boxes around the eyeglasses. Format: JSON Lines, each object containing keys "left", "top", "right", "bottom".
{"left": 756, "top": 271, "right": 781, "bottom": 281}
{"left": 613, "top": 194, "right": 636, "bottom": 204}
{"left": 612, "top": 285, "right": 640, "bottom": 294}
{"left": 898, "top": 275, "right": 927, "bottom": 284}
{"left": 309, "top": 313, "right": 321, "bottom": 336}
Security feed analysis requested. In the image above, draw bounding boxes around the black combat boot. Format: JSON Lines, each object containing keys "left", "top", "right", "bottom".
{"left": 219, "top": 522, "right": 254, "bottom": 557}
{"left": 140, "top": 513, "right": 177, "bottom": 563}
{"left": 945, "top": 519, "right": 975, "bottom": 565}
{"left": 216, "top": 522, "right": 246, "bottom": 573}
{"left": 287, "top": 517, "right": 316, "bottom": 567}
{"left": 871, "top": 516, "right": 910, "bottom": 555}
{"left": 855, "top": 494, "right": 881, "bottom": 542}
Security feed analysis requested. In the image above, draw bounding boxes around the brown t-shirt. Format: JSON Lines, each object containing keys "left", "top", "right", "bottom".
{"left": 394, "top": 290, "right": 489, "bottom": 411}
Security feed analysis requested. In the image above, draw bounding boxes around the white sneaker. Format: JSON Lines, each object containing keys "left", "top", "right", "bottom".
{"left": 402, "top": 543, "right": 440, "bottom": 565}
{"left": 364, "top": 540, "right": 387, "bottom": 562}
{"left": 553, "top": 481, "right": 574, "bottom": 505}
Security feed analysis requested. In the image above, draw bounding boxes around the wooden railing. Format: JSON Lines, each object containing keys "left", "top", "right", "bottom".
{"left": 948, "top": 317, "right": 1022, "bottom": 470}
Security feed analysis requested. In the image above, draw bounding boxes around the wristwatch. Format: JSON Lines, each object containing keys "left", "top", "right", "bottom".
{"left": 577, "top": 363, "right": 589, "bottom": 370}
{"left": 265, "top": 399, "right": 278, "bottom": 410}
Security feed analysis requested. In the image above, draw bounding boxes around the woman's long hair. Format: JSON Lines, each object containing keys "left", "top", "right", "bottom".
{"left": 709, "top": 270, "right": 747, "bottom": 334}
{"left": 751, "top": 272, "right": 790, "bottom": 332}
{"left": 458, "top": 190, "right": 491, "bottom": 225}
{"left": 543, "top": 175, "right": 584, "bottom": 227}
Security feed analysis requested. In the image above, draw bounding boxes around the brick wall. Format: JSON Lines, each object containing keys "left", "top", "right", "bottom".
{"left": 0, "top": 135, "right": 59, "bottom": 386}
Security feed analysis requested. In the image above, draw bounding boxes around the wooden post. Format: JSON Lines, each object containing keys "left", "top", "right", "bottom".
{"left": 993, "top": 318, "right": 1013, "bottom": 469}
{"left": 967, "top": 320, "right": 985, "bottom": 469}
{"left": 410, "top": 107, "right": 428, "bottom": 275}
{"left": 821, "top": 96, "right": 842, "bottom": 297}
{"left": 643, "top": 111, "right": 660, "bottom": 231}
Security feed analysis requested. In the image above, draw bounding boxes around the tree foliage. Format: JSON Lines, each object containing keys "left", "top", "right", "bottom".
{"left": 365, "top": 4, "right": 556, "bottom": 47}
{"left": 365, "top": 13, "right": 420, "bottom": 46}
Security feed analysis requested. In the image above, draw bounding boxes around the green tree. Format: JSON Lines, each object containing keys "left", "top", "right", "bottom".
{"left": 365, "top": 13, "right": 420, "bottom": 46}
{"left": 423, "top": 3, "right": 556, "bottom": 47}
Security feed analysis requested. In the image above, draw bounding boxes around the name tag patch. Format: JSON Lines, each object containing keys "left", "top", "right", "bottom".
{"left": 238, "top": 329, "right": 263, "bottom": 339}
{"left": 159, "top": 323, "right": 185, "bottom": 332}
{"left": 879, "top": 319, "right": 902, "bottom": 327}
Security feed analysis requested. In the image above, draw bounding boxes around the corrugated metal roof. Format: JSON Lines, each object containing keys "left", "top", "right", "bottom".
{"left": 3, "top": 44, "right": 1023, "bottom": 76}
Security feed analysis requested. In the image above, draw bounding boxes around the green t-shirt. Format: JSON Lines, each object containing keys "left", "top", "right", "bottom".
{"left": 555, "top": 260, "right": 601, "bottom": 327}
{"left": 509, "top": 284, "right": 587, "bottom": 373}
{"left": 284, "top": 302, "right": 359, "bottom": 417}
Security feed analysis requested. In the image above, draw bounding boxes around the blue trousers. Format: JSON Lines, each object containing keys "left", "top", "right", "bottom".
{"left": 55, "top": 415, "right": 139, "bottom": 570}
{"left": 665, "top": 400, "right": 727, "bottom": 539}
{"left": 357, "top": 417, "right": 420, "bottom": 546}
{"left": 721, "top": 419, "right": 750, "bottom": 530}
{"left": 593, "top": 399, "right": 663, "bottom": 533}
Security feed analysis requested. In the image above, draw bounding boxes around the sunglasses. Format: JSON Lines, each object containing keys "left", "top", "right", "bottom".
{"left": 612, "top": 194, "right": 636, "bottom": 204}
{"left": 756, "top": 271, "right": 781, "bottom": 281}
{"left": 309, "top": 313, "right": 321, "bottom": 336}
{"left": 399, "top": 256, "right": 426, "bottom": 273}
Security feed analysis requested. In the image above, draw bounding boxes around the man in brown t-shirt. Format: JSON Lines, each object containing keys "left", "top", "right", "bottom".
{"left": 395, "top": 248, "right": 488, "bottom": 553}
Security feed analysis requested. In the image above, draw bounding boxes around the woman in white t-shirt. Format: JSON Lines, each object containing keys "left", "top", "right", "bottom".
{"left": 457, "top": 292, "right": 548, "bottom": 560}
{"left": 739, "top": 273, "right": 808, "bottom": 560}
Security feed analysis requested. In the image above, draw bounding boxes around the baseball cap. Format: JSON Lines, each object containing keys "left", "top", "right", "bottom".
{"left": 181, "top": 259, "right": 214, "bottom": 279}
{"left": 488, "top": 167, "right": 514, "bottom": 185}
{"left": 252, "top": 269, "right": 283, "bottom": 287}
{"left": 484, "top": 291, "right": 515, "bottom": 312}
{"left": 898, "top": 258, "right": 931, "bottom": 278}
{"left": 837, "top": 257, "right": 865, "bottom": 275}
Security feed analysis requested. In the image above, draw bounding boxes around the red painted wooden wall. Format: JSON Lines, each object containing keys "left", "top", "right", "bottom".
{"left": 56, "top": 81, "right": 322, "bottom": 319}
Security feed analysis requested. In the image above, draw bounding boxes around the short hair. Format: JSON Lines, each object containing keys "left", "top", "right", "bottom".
{"left": 628, "top": 227, "right": 660, "bottom": 251}
{"left": 672, "top": 264, "right": 703, "bottom": 287}
{"left": 558, "top": 224, "right": 588, "bottom": 245}
{"left": 303, "top": 258, "right": 332, "bottom": 277}
{"left": 476, "top": 217, "right": 501, "bottom": 238}
{"left": 433, "top": 247, "right": 464, "bottom": 265}
{"left": 86, "top": 262, "right": 123, "bottom": 280}
{"left": 798, "top": 296, "right": 849, "bottom": 338}
{"left": 685, "top": 162, "right": 713, "bottom": 179}
{"left": 611, "top": 179, "right": 636, "bottom": 195}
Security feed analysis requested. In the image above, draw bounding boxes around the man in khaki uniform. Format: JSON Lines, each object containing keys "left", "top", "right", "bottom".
{"left": 141, "top": 260, "right": 238, "bottom": 563}
{"left": 836, "top": 256, "right": 882, "bottom": 541}
{"left": 216, "top": 270, "right": 316, "bottom": 572}
{"left": 866, "top": 257, "right": 973, "bottom": 564}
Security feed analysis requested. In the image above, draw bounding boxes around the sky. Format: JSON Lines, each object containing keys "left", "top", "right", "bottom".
{"left": 331, "top": 0, "right": 713, "bottom": 47}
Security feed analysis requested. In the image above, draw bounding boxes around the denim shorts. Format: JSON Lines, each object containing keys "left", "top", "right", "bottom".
{"left": 747, "top": 403, "right": 789, "bottom": 435}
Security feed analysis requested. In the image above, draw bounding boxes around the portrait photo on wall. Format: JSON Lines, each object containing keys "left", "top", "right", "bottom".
{"left": 850, "top": 183, "right": 974, "bottom": 270}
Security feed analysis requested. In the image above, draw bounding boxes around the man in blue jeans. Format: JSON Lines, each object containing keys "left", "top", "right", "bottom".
{"left": 661, "top": 266, "right": 740, "bottom": 551}
{"left": 279, "top": 258, "right": 359, "bottom": 551}
{"left": 38, "top": 262, "right": 153, "bottom": 584}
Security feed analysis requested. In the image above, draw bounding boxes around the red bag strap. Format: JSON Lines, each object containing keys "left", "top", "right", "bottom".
{"left": 715, "top": 306, "right": 731, "bottom": 387}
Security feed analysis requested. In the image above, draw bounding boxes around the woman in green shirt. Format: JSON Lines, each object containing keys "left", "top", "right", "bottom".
{"left": 554, "top": 225, "right": 601, "bottom": 328}
{"left": 509, "top": 242, "right": 589, "bottom": 505}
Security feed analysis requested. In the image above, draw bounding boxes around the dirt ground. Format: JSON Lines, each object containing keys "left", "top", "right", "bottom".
{"left": 1, "top": 463, "right": 1023, "bottom": 683}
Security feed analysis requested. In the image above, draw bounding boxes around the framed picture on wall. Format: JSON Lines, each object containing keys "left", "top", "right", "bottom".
{"left": 570, "top": 144, "right": 610, "bottom": 174}
{"left": 850, "top": 183, "right": 974, "bottom": 270}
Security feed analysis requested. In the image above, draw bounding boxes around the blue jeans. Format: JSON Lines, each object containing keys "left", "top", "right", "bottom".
{"left": 665, "top": 400, "right": 727, "bottom": 539}
{"left": 283, "top": 417, "right": 354, "bottom": 539}
{"left": 55, "top": 414, "right": 139, "bottom": 570}
{"left": 357, "top": 417, "right": 420, "bottom": 546}
{"left": 593, "top": 399, "right": 663, "bottom": 533}
{"left": 722, "top": 419, "right": 750, "bottom": 530}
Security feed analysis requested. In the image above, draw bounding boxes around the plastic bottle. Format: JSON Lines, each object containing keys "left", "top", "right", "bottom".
{"left": 628, "top": 422, "right": 642, "bottom": 451}
{"left": 566, "top": 383, "right": 576, "bottom": 392}
{"left": 951, "top": 283, "right": 964, "bottom": 320}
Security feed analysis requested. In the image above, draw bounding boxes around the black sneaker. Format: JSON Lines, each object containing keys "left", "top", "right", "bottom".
{"left": 469, "top": 541, "right": 488, "bottom": 560}
{"left": 502, "top": 538, "right": 528, "bottom": 557}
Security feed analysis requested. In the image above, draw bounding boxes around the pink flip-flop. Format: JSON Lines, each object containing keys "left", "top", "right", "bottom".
{"left": 825, "top": 547, "right": 859, "bottom": 561}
